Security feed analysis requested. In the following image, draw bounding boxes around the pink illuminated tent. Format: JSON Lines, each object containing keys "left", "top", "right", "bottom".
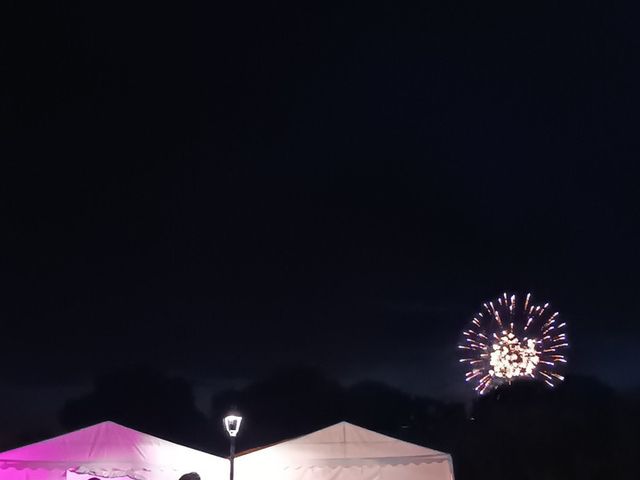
{"left": 234, "top": 421, "right": 455, "bottom": 480}
{"left": 0, "top": 421, "right": 227, "bottom": 480}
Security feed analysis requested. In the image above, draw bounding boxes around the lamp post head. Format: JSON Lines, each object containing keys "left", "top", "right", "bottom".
{"left": 223, "top": 414, "right": 242, "bottom": 437}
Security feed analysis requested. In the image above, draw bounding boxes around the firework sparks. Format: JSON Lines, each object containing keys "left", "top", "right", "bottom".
{"left": 459, "top": 293, "right": 568, "bottom": 394}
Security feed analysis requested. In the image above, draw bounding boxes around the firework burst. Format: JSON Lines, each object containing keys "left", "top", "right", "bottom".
{"left": 458, "top": 293, "right": 568, "bottom": 394}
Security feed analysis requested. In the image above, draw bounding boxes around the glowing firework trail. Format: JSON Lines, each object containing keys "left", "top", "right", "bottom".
{"left": 458, "top": 293, "right": 568, "bottom": 394}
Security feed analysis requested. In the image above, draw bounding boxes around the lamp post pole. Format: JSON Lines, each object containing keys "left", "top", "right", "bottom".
{"left": 223, "top": 414, "right": 242, "bottom": 480}
{"left": 229, "top": 435, "right": 235, "bottom": 480}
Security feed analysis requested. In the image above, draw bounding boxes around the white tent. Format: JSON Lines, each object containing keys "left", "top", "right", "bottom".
{"left": 0, "top": 421, "right": 227, "bottom": 480}
{"left": 234, "top": 421, "right": 454, "bottom": 480}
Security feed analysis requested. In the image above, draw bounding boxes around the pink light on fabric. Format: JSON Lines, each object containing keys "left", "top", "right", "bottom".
{"left": 0, "top": 421, "right": 227, "bottom": 480}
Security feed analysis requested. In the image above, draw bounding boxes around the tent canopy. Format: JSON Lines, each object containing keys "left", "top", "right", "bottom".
{"left": 235, "top": 421, "right": 454, "bottom": 479}
{"left": 0, "top": 421, "right": 226, "bottom": 480}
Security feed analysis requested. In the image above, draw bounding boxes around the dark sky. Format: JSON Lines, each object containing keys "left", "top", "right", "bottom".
{"left": 2, "top": 0, "right": 639, "bottom": 434}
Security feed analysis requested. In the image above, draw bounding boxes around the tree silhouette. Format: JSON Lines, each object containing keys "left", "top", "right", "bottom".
{"left": 60, "top": 366, "right": 214, "bottom": 451}
{"left": 54, "top": 366, "right": 639, "bottom": 480}
{"left": 210, "top": 367, "right": 459, "bottom": 455}
{"left": 211, "top": 367, "right": 346, "bottom": 453}
{"left": 211, "top": 370, "right": 638, "bottom": 480}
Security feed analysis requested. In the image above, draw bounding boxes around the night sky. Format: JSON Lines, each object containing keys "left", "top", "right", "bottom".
{"left": 2, "top": 0, "right": 639, "bottom": 443}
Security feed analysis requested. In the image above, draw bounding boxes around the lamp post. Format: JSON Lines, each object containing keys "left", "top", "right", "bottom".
{"left": 223, "top": 414, "right": 242, "bottom": 480}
